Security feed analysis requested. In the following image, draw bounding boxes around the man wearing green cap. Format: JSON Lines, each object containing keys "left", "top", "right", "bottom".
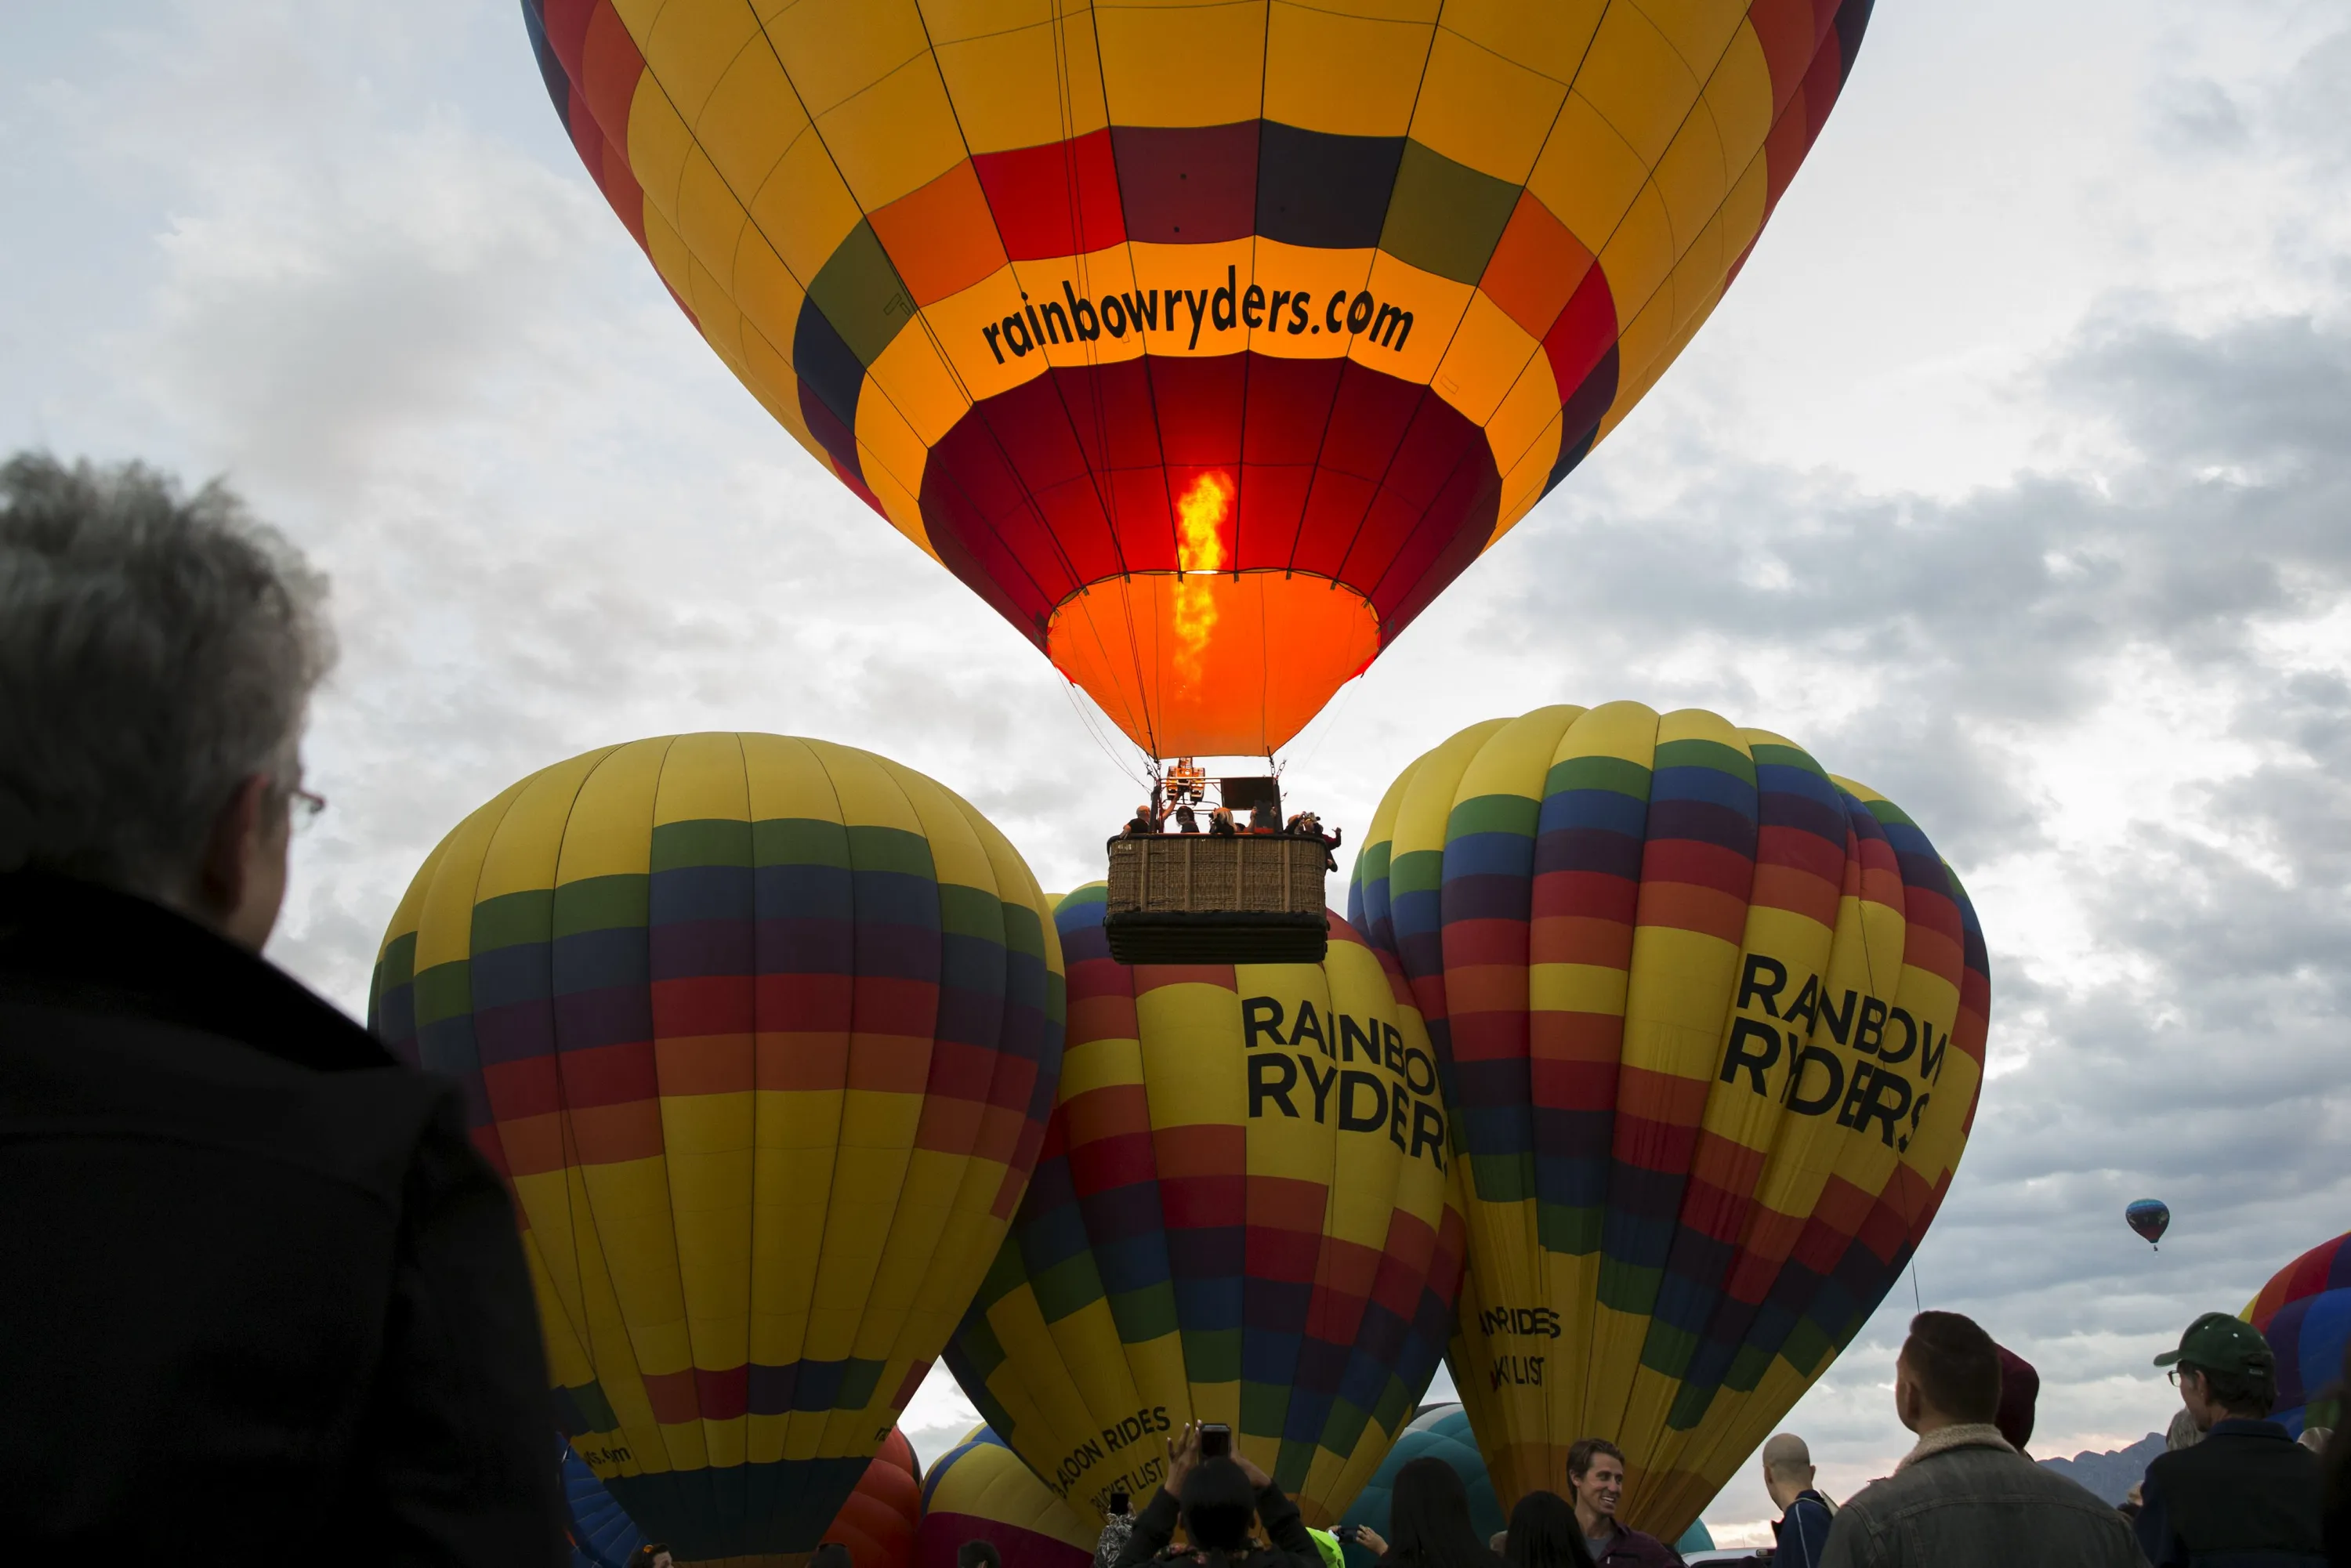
{"left": 2136, "top": 1311, "right": 2326, "bottom": 1566}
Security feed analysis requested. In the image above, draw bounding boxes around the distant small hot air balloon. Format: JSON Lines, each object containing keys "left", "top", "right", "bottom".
{"left": 1349, "top": 702, "right": 1990, "bottom": 1538}
{"left": 370, "top": 733, "right": 1065, "bottom": 1564}
{"left": 944, "top": 888, "right": 1469, "bottom": 1525}
{"left": 2128, "top": 1200, "right": 2172, "bottom": 1250}
{"left": 915, "top": 1426, "right": 1097, "bottom": 1568}
{"left": 2241, "top": 1230, "right": 2351, "bottom": 1437}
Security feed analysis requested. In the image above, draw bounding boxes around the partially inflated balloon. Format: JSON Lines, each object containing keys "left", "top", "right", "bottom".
{"left": 944, "top": 889, "right": 1469, "bottom": 1524}
{"left": 1339, "top": 1406, "right": 1505, "bottom": 1548}
{"left": 1349, "top": 704, "right": 1988, "bottom": 1537}
{"left": 915, "top": 1426, "right": 1097, "bottom": 1568}
{"left": 369, "top": 734, "right": 1064, "bottom": 1564}
{"left": 2242, "top": 1231, "right": 2351, "bottom": 1437}
{"left": 520, "top": 0, "right": 1874, "bottom": 758}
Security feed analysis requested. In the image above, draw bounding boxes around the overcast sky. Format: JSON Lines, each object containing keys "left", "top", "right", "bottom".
{"left": 7, "top": 0, "right": 2348, "bottom": 1542}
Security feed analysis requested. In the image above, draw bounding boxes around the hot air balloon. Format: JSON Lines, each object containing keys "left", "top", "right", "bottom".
{"left": 517, "top": 0, "right": 1874, "bottom": 765}
{"left": 2242, "top": 1231, "right": 2351, "bottom": 1437}
{"left": 2127, "top": 1200, "right": 2171, "bottom": 1250}
{"left": 943, "top": 888, "right": 1470, "bottom": 1525}
{"left": 1347, "top": 703, "right": 1990, "bottom": 1538}
{"left": 915, "top": 1425, "right": 1099, "bottom": 1568}
{"left": 1339, "top": 1405, "right": 1505, "bottom": 1549}
{"left": 368, "top": 734, "right": 1066, "bottom": 1565}
{"left": 564, "top": 1429, "right": 925, "bottom": 1568}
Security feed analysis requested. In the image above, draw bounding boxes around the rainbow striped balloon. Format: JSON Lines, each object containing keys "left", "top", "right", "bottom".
{"left": 519, "top": 0, "right": 1873, "bottom": 760}
{"left": 2242, "top": 1230, "right": 2351, "bottom": 1438}
{"left": 369, "top": 733, "right": 1064, "bottom": 1564}
{"left": 915, "top": 1426, "right": 1097, "bottom": 1568}
{"left": 944, "top": 888, "right": 1469, "bottom": 1526}
{"left": 1348, "top": 703, "right": 1989, "bottom": 1537}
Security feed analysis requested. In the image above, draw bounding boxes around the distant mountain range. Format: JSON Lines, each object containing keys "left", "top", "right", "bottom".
{"left": 2039, "top": 1433, "right": 2166, "bottom": 1505}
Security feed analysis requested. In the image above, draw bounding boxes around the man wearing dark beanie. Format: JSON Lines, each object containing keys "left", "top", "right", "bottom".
{"left": 1994, "top": 1345, "right": 2039, "bottom": 1457}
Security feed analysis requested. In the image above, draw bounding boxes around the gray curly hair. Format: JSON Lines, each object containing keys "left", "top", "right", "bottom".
{"left": 0, "top": 451, "right": 335, "bottom": 900}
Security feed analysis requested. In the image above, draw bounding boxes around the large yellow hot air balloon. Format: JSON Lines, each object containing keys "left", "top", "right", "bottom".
{"left": 943, "top": 888, "right": 1469, "bottom": 1525}
{"left": 1347, "top": 704, "right": 1989, "bottom": 1537}
{"left": 368, "top": 734, "right": 1065, "bottom": 1565}
{"left": 521, "top": 0, "right": 1873, "bottom": 760}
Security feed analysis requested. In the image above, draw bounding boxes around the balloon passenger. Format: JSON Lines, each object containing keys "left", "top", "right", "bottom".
{"left": 1762, "top": 1434, "right": 1835, "bottom": 1568}
{"left": 1817, "top": 1312, "right": 2139, "bottom": 1566}
{"left": 1176, "top": 802, "right": 1201, "bottom": 834}
{"left": 1125, "top": 804, "right": 1159, "bottom": 837}
{"left": 2136, "top": 1313, "right": 2325, "bottom": 1568}
{"left": 1207, "top": 805, "right": 1236, "bottom": 835}
{"left": 0, "top": 454, "right": 563, "bottom": 1560}
{"left": 1114, "top": 1421, "right": 1320, "bottom": 1568}
{"left": 1250, "top": 798, "right": 1281, "bottom": 833}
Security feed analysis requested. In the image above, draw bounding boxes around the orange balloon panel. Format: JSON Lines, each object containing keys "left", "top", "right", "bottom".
{"left": 1047, "top": 570, "right": 1382, "bottom": 757}
{"left": 520, "top": 0, "right": 1874, "bottom": 755}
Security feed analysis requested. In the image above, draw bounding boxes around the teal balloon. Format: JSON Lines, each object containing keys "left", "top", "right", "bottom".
{"left": 1339, "top": 1404, "right": 1719, "bottom": 1561}
{"left": 1341, "top": 1406, "right": 1506, "bottom": 1563}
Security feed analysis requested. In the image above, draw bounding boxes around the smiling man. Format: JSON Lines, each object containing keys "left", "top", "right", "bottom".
{"left": 1567, "top": 1439, "right": 1683, "bottom": 1568}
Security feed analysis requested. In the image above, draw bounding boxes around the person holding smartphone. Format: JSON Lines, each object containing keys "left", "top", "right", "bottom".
{"left": 1114, "top": 1421, "right": 1321, "bottom": 1568}
{"left": 1096, "top": 1487, "right": 1136, "bottom": 1568}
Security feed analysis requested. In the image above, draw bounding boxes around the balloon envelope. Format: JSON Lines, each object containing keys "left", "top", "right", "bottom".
{"left": 520, "top": 0, "right": 1875, "bottom": 758}
{"left": 370, "top": 734, "right": 1065, "bottom": 1563}
{"left": 915, "top": 1425, "right": 1097, "bottom": 1568}
{"left": 1349, "top": 703, "right": 1989, "bottom": 1537}
{"left": 2242, "top": 1231, "right": 2351, "bottom": 1436}
{"left": 2126, "top": 1200, "right": 2171, "bottom": 1248}
{"left": 564, "top": 1429, "right": 923, "bottom": 1568}
{"left": 1338, "top": 1404, "right": 1505, "bottom": 1551}
{"left": 944, "top": 888, "right": 1469, "bottom": 1524}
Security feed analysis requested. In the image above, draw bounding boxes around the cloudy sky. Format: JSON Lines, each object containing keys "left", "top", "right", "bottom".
{"left": 8, "top": 0, "right": 2349, "bottom": 1541}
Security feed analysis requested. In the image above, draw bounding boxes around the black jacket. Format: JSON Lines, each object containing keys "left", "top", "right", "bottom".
{"left": 1116, "top": 1473, "right": 1323, "bottom": 1568}
{"left": 0, "top": 871, "right": 565, "bottom": 1563}
{"left": 2137, "top": 1418, "right": 2325, "bottom": 1568}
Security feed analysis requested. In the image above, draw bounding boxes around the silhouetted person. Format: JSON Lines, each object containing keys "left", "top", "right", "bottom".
{"left": 2139, "top": 1312, "right": 2324, "bottom": 1567}
{"left": 625, "top": 1548, "right": 675, "bottom": 1568}
{"left": 1502, "top": 1488, "right": 1596, "bottom": 1568}
{"left": 0, "top": 454, "right": 563, "bottom": 1563}
{"left": 1250, "top": 799, "right": 1280, "bottom": 833}
{"left": 1346, "top": 1456, "right": 1504, "bottom": 1568}
{"left": 1116, "top": 1421, "right": 1318, "bottom": 1567}
{"left": 959, "top": 1544, "right": 1002, "bottom": 1568}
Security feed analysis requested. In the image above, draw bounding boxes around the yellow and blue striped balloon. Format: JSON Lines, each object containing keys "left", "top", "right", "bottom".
{"left": 1349, "top": 704, "right": 1988, "bottom": 1537}
{"left": 369, "top": 733, "right": 1064, "bottom": 1564}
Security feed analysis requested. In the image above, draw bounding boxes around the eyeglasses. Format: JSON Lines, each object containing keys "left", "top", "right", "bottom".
{"left": 288, "top": 786, "right": 327, "bottom": 833}
{"left": 2166, "top": 1368, "right": 2196, "bottom": 1388}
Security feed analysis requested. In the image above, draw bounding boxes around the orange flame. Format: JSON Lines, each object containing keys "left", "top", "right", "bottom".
{"left": 1172, "top": 470, "right": 1233, "bottom": 691}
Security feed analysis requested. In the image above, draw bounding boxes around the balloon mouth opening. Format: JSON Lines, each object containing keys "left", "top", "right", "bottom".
{"left": 1046, "top": 570, "right": 1381, "bottom": 758}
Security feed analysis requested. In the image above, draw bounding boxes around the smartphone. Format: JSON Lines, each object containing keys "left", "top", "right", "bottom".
{"left": 1333, "top": 1526, "right": 1361, "bottom": 1544}
{"left": 1197, "top": 1422, "right": 1232, "bottom": 1459}
{"left": 1108, "top": 1489, "right": 1131, "bottom": 1516}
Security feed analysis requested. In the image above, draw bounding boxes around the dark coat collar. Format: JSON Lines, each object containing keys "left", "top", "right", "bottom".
{"left": 0, "top": 870, "right": 391, "bottom": 1073}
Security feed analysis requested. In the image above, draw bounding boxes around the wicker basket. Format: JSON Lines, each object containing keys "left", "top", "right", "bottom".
{"left": 1102, "top": 834, "right": 1329, "bottom": 964}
